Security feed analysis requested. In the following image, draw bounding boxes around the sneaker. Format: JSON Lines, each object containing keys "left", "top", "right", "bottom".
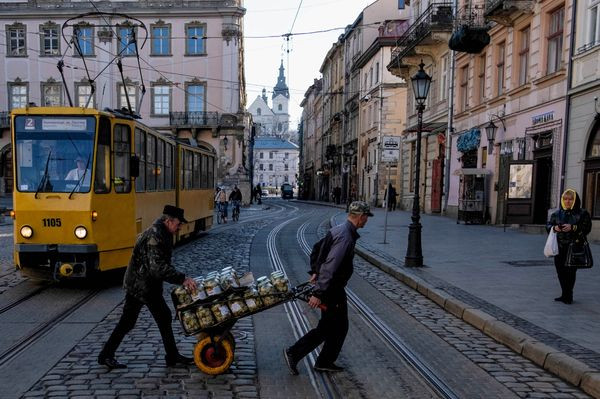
{"left": 98, "top": 354, "right": 127, "bottom": 369}
{"left": 283, "top": 348, "right": 299, "bottom": 375}
{"left": 314, "top": 363, "right": 344, "bottom": 372}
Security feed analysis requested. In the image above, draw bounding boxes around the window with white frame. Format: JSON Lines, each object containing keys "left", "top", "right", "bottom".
{"left": 478, "top": 53, "right": 486, "bottom": 101}
{"left": 9, "top": 83, "right": 27, "bottom": 110}
{"left": 41, "top": 82, "right": 62, "bottom": 106}
{"left": 6, "top": 24, "right": 26, "bottom": 56}
{"left": 118, "top": 84, "right": 138, "bottom": 111}
{"left": 375, "top": 62, "right": 380, "bottom": 83}
{"left": 186, "top": 83, "right": 205, "bottom": 112}
{"left": 496, "top": 42, "right": 505, "bottom": 96}
{"left": 547, "top": 7, "right": 564, "bottom": 74}
{"left": 152, "top": 85, "right": 170, "bottom": 115}
{"left": 260, "top": 152, "right": 264, "bottom": 159}
{"left": 460, "top": 65, "right": 469, "bottom": 111}
{"left": 589, "top": 1, "right": 600, "bottom": 48}
{"left": 74, "top": 26, "right": 94, "bottom": 56}
{"left": 186, "top": 24, "right": 206, "bottom": 55}
{"left": 519, "top": 26, "right": 530, "bottom": 85}
{"left": 40, "top": 24, "right": 60, "bottom": 56}
{"left": 151, "top": 24, "right": 171, "bottom": 55}
{"left": 75, "top": 83, "right": 95, "bottom": 108}
{"left": 440, "top": 54, "right": 449, "bottom": 101}
{"left": 118, "top": 26, "right": 136, "bottom": 56}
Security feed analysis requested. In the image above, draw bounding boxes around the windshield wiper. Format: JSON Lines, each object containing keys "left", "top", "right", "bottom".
{"left": 68, "top": 154, "right": 91, "bottom": 199}
{"left": 34, "top": 151, "right": 53, "bottom": 199}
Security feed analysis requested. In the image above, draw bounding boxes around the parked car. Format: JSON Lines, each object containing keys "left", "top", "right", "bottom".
{"left": 262, "top": 189, "right": 269, "bottom": 197}
{"left": 281, "top": 183, "right": 293, "bottom": 199}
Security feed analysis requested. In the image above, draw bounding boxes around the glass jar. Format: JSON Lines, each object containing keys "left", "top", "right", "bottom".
{"left": 211, "top": 303, "right": 232, "bottom": 323}
{"left": 228, "top": 294, "right": 249, "bottom": 317}
{"left": 195, "top": 307, "right": 215, "bottom": 329}
{"left": 181, "top": 310, "right": 200, "bottom": 333}
{"left": 190, "top": 277, "right": 207, "bottom": 301}
{"left": 203, "top": 275, "right": 222, "bottom": 297}
{"left": 174, "top": 287, "right": 192, "bottom": 306}
{"left": 270, "top": 271, "right": 289, "bottom": 293}
{"left": 244, "top": 286, "right": 263, "bottom": 311}
{"left": 220, "top": 267, "right": 240, "bottom": 290}
{"left": 257, "top": 276, "right": 278, "bottom": 306}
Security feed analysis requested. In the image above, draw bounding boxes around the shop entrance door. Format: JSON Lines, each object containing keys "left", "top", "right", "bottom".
{"left": 505, "top": 161, "right": 535, "bottom": 224}
{"left": 533, "top": 149, "right": 552, "bottom": 224}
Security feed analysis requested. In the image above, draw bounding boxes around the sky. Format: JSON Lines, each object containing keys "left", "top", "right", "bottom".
{"left": 243, "top": 0, "right": 377, "bottom": 130}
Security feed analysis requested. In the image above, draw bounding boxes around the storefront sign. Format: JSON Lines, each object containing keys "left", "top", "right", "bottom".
{"left": 531, "top": 111, "right": 554, "bottom": 126}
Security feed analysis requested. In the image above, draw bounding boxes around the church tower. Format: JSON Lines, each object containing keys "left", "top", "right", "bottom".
{"left": 272, "top": 60, "right": 290, "bottom": 135}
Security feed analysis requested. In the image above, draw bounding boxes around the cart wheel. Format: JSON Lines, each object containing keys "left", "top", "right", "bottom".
{"left": 194, "top": 335, "right": 234, "bottom": 375}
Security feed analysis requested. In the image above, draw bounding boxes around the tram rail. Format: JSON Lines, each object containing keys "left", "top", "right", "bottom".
{"left": 297, "top": 219, "right": 460, "bottom": 399}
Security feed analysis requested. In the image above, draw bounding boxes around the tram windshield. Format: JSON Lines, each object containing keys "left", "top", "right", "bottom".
{"left": 14, "top": 115, "right": 96, "bottom": 194}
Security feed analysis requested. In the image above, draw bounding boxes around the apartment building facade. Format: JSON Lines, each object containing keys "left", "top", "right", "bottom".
{"left": 0, "top": 0, "right": 248, "bottom": 196}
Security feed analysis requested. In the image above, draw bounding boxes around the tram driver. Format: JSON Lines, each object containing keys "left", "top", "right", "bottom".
{"left": 65, "top": 156, "right": 91, "bottom": 187}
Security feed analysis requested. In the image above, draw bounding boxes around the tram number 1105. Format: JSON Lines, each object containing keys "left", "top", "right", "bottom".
{"left": 42, "top": 218, "right": 62, "bottom": 227}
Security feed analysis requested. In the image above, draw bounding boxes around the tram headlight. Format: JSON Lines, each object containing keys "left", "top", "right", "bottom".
{"left": 20, "top": 225, "right": 33, "bottom": 238}
{"left": 74, "top": 226, "right": 87, "bottom": 239}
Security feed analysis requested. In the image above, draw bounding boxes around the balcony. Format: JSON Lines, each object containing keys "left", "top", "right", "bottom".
{"left": 449, "top": 4, "right": 491, "bottom": 54}
{"left": 0, "top": 112, "right": 9, "bottom": 129}
{"left": 484, "top": 0, "right": 534, "bottom": 26}
{"left": 169, "top": 111, "right": 220, "bottom": 128}
{"left": 389, "top": 2, "right": 453, "bottom": 73}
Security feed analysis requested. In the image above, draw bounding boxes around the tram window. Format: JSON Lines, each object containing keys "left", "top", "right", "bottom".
{"left": 193, "top": 153, "right": 200, "bottom": 188}
{"left": 114, "top": 124, "right": 131, "bottom": 193}
{"left": 197, "top": 153, "right": 203, "bottom": 188}
{"left": 157, "top": 139, "right": 165, "bottom": 190}
{"left": 135, "top": 128, "right": 145, "bottom": 192}
{"left": 201, "top": 154, "right": 208, "bottom": 188}
{"left": 165, "top": 143, "right": 173, "bottom": 190}
{"left": 208, "top": 156, "right": 214, "bottom": 188}
{"left": 146, "top": 135, "right": 156, "bottom": 191}
{"left": 185, "top": 150, "right": 193, "bottom": 189}
{"left": 95, "top": 117, "right": 111, "bottom": 193}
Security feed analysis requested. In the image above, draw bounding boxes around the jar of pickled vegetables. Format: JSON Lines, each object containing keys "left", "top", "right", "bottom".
{"left": 195, "top": 307, "right": 215, "bottom": 329}
{"left": 211, "top": 303, "right": 232, "bottom": 323}
{"left": 181, "top": 310, "right": 200, "bottom": 333}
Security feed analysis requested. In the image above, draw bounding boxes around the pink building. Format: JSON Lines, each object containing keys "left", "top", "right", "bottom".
{"left": 0, "top": 0, "right": 249, "bottom": 197}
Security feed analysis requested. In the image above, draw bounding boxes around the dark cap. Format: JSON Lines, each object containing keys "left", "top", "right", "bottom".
{"left": 349, "top": 201, "right": 374, "bottom": 216}
{"left": 163, "top": 205, "right": 187, "bottom": 223}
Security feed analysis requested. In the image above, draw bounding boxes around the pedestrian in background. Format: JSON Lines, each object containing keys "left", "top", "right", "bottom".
{"left": 98, "top": 205, "right": 198, "bottom": 369}
{"left": 255, "top": 184, "right": 262, "bottom": 205}
{"left": 283, "top": 201, "right": 373, "bottom": 374}
{"left": 546, "top": 189, "right": 592, "bottom": 304}
{"left": 217, "top": 187, "right": 228, "bottom": 223}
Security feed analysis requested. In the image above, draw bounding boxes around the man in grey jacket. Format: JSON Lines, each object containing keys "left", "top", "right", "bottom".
{"left": 98, "top": 205, "right": 197, "bottom": 369}
{"left": 283, "top": 201, "right": 373, "bottom": 374}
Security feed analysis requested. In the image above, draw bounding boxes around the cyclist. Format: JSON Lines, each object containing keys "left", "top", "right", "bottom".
{"left": 229, "top": 185, "right": 242, "bottom": 221}
{"left": 217, "top": 187, "right": 228, "bottom": 223}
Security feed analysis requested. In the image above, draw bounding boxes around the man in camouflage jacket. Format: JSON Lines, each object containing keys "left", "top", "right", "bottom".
{"left": 98, "top": 205, "right": 197, "bottom": 369}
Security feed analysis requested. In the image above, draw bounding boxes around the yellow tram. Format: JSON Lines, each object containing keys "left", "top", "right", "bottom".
{"left": 10, "top": 106, "right": 215, "bottom": 280}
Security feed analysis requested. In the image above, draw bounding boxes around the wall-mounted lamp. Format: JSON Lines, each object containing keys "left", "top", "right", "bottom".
{"left": 485, "top": 113, "right": 506, "bottom": 154}
{"left": 223, "top": 136, "right": 229, "bottom": 151}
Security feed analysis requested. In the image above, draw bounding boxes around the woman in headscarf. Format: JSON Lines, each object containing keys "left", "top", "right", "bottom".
{"left": 546, "top": 189, "right": 592, "bottom": 304}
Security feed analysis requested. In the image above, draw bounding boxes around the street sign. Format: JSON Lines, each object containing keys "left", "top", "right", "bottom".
{"left": 381, "top": 136, "right": 400, "bottom": 163}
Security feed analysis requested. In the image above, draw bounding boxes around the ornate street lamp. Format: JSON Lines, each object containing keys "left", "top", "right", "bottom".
{"left": 405, "top": 61, "right": 431, "bottom": 267}
{"left": 485, "top": 114, "right": 506, "bottom": 154}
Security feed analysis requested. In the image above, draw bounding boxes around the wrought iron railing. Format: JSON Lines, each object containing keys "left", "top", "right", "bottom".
{"left": 455, "top": 4, "right": 490, "bottom": 30}
{"left": 0, "top": 112, "right": 9, "bottom": 129}
{"left": 390, "top": 2, "right": 453, "bottom": 64}
{"left": 484, "top": 0, "right": 534, "bottom": 16}
{"left": 169, "top": 111, "right": 219, "bottom": 127}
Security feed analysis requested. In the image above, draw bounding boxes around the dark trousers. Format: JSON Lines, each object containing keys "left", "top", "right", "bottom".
{"left": 554, "top": 249, "right": 577, "bottom": 300}
{"left": 100, "top": 293, "right": 179, "bottom": 359}
{"left": 288, "top": 296, "right": 348, "bottom": 366}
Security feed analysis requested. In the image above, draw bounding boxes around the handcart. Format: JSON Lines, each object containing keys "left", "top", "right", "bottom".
{"left": 171, "top": 281, "right": 317, "bottom": 375}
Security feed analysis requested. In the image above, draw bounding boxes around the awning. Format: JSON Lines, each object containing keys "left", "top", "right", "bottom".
{"left": 457, "top": 128, "right": 481, "bottom": 153}
{"left": 453, "top": 168, "right": 492, "bottom": 176}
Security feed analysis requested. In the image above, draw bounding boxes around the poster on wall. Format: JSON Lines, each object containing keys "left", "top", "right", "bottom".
{"left": 508, "top": 164, "right": 533, "bottom": 199}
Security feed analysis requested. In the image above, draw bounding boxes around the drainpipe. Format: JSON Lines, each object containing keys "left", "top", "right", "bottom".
{"left": 560, "top": 0, "right": 577, "bottom": 198}
{"left": 442, "top": 0, "right": 457, "bottom": 214}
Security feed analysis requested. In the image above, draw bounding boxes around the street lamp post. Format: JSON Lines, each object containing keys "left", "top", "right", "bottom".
{"left": 405, "top": 61, "right": 432, "bottom": 267}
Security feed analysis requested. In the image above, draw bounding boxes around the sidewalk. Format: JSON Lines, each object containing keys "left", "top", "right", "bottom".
{"left": 298, "top": 199, "right": 600, "bottom": 398}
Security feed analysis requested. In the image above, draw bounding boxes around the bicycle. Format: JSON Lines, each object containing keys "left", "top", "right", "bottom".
{"left": 217, "top": 202, "right": 227, "bottom": 224}
{"left": 231, "top": 200, "right": 240, "bottom": 222}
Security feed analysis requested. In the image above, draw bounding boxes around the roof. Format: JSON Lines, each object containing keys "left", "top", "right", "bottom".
{"left": 254, "top": 137, "right": 299, "bottom": 150}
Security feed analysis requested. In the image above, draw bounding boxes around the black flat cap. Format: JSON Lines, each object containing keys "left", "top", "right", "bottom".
{"left": 163, "top": 205, "right": 187, "bottom": 223}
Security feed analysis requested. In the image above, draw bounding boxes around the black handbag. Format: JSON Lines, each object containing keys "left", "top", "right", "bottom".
{"left": 566, "top": 241, "right": 594, "bottom": 269}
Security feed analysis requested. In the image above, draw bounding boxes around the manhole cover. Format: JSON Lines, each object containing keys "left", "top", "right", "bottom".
{"left": 504, "top": 260, "right": 554, "bottom": 267}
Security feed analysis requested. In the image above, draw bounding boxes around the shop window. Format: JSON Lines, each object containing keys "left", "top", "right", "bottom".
{"left": 584, "top": 124, "right": 600, "bottom": 217}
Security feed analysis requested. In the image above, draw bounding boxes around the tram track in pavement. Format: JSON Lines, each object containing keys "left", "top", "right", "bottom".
{"left": 0, "top": 283, "right": 50, "bottom": 316}
{"left": 0, "top": 288, "right": 101, "bottom": 368}
{"left": 296, "top": 219, "right": 460, "bottom": 399}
